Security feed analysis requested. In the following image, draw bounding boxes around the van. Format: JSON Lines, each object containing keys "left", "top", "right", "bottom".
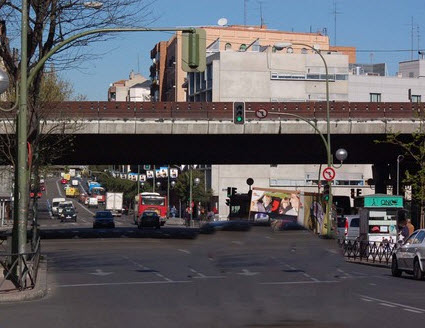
{"left": 337, "top": 215, "right": 360, "bottom": 241}
{"left": 52, "top": 197, "right": 66, "bottom": 216}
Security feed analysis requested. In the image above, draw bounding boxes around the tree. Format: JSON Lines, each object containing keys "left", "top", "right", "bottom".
{"left": 174, "top": 169, "right": 213, "bottom": 207}
{"left": 383, "top": 120, "right": 425, "bottom": 229}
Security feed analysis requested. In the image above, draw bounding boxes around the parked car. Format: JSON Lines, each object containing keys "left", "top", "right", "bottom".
{"left": 59, "top": 207, "right": 77, "bottom": 222}
{"left": 61, "top": 178, "right": 68, "bottom": 184}
{"left": 93, "top": 211, "right": 115, "bottom": 229}
{"left": 336, "top": 215, "right": 360, "bottom": 241}
{"left": 391, "top": 229, "right": 425, "bottom": 280}
{"left": 138, "top": 211, "right": 160, "bottom": 229}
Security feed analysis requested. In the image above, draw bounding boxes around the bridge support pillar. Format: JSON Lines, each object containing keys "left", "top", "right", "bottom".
{"left": 372, "top": 163, "right": 390, "bottom": 194}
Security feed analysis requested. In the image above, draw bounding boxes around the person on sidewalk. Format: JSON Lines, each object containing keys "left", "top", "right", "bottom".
{"left": 170, "top": 205, "right": 177, "bottom": 218}
{"left": 406, "top": 219, "right": 415, "bottom": 236}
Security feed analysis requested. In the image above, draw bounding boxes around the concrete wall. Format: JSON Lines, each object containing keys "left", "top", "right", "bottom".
{"left": 399, "top": 59, "right": 425, "bottom": 78}
{"left": 208, "top": 51, "right": 349, "bottom": 102}
{"left": 213, "top": 164, "right": 375, "bottom": 219}
{"left": 348, "top": 75, "right": 425, "bottom": 102}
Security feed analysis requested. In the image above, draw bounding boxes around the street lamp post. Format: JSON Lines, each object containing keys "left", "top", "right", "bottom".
{"left": 397, "top": 155, "right": 405, "bottom": 196}
{"left": 275, "top": 42, "right": 333, "bottom": 237}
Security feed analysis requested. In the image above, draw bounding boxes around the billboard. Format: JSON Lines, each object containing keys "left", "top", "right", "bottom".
{"left": 248, "top": 187, "right": 326, "bottom": 232}
{"left": 170, "top": 168, "right": 178, "bottom": 179}
{"left": 249, "top": 187, "right": 301, "bottom": 229}
{"left": 146, "top": 171, "right": 154, "bottom": 179}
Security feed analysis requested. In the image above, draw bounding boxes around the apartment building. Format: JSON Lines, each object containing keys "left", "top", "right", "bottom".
{"left": 149, "top": 24, "right": 356, "bottom": 102}
{"left": 108, "top": 70, "right": 151, "bottom": 102}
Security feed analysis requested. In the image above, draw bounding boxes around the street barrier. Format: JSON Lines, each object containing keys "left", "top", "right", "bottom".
{"left": 0, "top": 237, "right": 41, "bottom": 292}
{"left": 337, "top": 238, "right": 396, "bottom": 265}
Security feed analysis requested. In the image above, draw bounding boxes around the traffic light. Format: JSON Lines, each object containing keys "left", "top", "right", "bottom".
{"left": 323, "top": 182, "right": 330, "bottom": 202}
{"left": 227, "top": 187, "right": 232, "bottom": 197}
{"left": 225, "top": 198, "right": 230, "bottom": 206}
{"left": 233, "top": 102, "right": 245, "bottom": 124}
{"left": 356, "top": 189, "right": 362, "bottom": 197}
{"left": 232, "top": 187, "right": 237, "bottom": 196}
{"left": 350, "top": 188, "right": 355, "bottom": 199}
{"left": 181, "top": 28, "right": 206, "bottom": 72}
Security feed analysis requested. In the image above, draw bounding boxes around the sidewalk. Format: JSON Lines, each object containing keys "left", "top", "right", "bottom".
{"left": 0, "top": 257, "right": 48, "bottom": 303}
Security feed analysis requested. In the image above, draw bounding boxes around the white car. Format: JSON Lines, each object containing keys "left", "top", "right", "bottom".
{"left": 391, "top": 229, "right": 425, "bottom": 280}
{"left": 51, "top": 197, "right": 66, "bottom": 216}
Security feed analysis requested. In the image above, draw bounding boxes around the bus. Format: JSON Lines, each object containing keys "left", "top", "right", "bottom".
{"left": 134, "top": 192, "right": 167, "bottom": 226}
{"left": 91, "top": 186, "right": 106, "bottom": 204}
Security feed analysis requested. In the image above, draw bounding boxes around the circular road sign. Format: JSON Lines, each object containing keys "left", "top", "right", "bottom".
{"left": 255, "top": 108, "right": 268, "bottom": 119}
{"left": 322, "top": 167, "right": 336, "bottom": 181}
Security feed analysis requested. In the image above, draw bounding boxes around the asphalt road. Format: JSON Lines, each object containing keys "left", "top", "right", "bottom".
{"left": 1, "top": 227, "right": 425, "bottom": 328}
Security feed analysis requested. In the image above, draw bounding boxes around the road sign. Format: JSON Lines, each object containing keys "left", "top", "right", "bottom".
{"left": 255, "top": 108, "right": 268, "bottom": 119}
{"left": 322, "top": 167, "right": 336, "bottom": 181}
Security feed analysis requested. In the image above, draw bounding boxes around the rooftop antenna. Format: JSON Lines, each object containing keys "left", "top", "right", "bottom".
{"left": 332, "top": 0, "right": 342, "bottom": 46}
{"left": 417, "top": 25, "right": 421, "bottom": 60}
{"left": 259, "top": 1, "right": 264, "bottom": 28}
{"left": 411, "top": 17, "right": 414, "bottom": 60}
{"left": 244, "top": 0, "right": 249, "bottom": 26}
{"left": 137, "top": 54, "right": 140, "bottom": 73}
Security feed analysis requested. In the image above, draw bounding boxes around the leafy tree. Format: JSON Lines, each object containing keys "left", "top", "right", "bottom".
{"left": 383, "top": 123, "right": 425, "bottom": 229}
{"left": 174, "top": 169, "right": 213, "bottom": 207}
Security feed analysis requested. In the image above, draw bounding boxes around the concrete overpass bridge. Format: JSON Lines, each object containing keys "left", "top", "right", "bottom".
{"left": 0, "top": 101, "right": 421, "bottom": 165}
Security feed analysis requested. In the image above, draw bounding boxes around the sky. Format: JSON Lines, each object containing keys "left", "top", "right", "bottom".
{"left": 62, "top": 0, "right": 425, "bottom": 101}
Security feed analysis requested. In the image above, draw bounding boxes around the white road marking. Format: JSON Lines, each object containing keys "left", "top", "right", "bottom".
{"left": 361, "top": 298, "right": 373, "bottom": 302}
{"left": 261, "top": 280, "right": 339, "bottom": 285}
{"left": 122, "top": 255, "right": 172, "bottom": 282}
{"left": 189, "top": 267, "right": 224, "bottom": 279}
{"left": 89, "top": 269, "right": 113, "bottom": 276}
{"left": 359, "top": 295, "right": 425, "bottom": 313}
{"left": 56, "top": 280, "right": 191, "bottom": 288}
{"left": 326, "top": 249, "right": 339, "bottom": 254}
{"left": 178, "top": 249, "right": 191, "bottom": 254}
{"left": 404, "top": 309, "right": 424, "bottom": 314}
{"left": 379, "top": 303, "right": 396, "bottom": 308}
{"left": 231, "top": 241, "right": 243, "bottom": 245}
{"left": 237, "top": 269, "right": 259, "bottom": 276}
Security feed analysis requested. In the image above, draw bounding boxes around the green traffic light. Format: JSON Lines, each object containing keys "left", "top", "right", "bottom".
{"left": 237, "top": 117, "right": 242, "bottom": 122}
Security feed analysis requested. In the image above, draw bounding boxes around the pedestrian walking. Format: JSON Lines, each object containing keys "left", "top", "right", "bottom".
{"left": 170, "top": 205, "right": 177, "bottom": 218}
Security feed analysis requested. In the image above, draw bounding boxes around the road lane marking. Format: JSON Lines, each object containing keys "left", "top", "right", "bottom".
{"left": 178, "top": 249, "right": 191, "bottom": 254}
{"left": 404, "top": 309, "right": 424, "bottom": 314}
{"left": 122, "top": 255, "right": 173, "bottom": 282}
{"left": 261, "top": 280, "right": 339, "bottom": 285}
{"left": 361, "top": 298, "right": 373, "bottom": 302}
{"left": 379, "top": 303, "right": 396, "bottom": 308}
{"left": 189, "top": 267, "right": 224, "bottom": 279}
{"left": 359, "top": 295, "right": 425, "bottom": 313}
{"left": 56, "top": 280, "right": 191, "bottom": 288}
{"left": 89, "top": 269, "right": 113, "bottom": 276}
{"left": 231, "top": 241, "right": 243, "bottom": 245}
{"left": 237, "top": 269, "right": 259, "bottom": 276}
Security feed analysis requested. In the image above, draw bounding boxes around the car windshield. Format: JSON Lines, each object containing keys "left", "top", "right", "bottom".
{"left": 142, "top": 197, "right": 164, "bottom": 206}
{"left": 143, "top": 212, "right": 158, "bottom": 217}
{"left": 96, "top": 212, "right": 113, "bottom": 218}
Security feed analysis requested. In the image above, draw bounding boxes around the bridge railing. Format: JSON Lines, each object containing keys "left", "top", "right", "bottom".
{"left": 1, "top": 101, "right": 423, "bottom": 121}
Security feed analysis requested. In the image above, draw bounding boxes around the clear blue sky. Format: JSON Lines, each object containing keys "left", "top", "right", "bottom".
{"left": 64, "top": 0, "right": 425, "bottom": 101}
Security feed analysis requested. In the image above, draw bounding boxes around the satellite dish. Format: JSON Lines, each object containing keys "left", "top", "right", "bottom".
{"left": 218, "top": 18, "right": 228, "bottom": 26}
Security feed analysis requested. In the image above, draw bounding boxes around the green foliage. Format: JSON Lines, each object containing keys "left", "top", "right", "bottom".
{"left": 382, "top": 121, "right": 425, "bottom": 205}
{"left": 174, "top": 169, "right": 213, "bottom": 205}
{"left": 94, "top": 173, "right": 152, "bottom": 206}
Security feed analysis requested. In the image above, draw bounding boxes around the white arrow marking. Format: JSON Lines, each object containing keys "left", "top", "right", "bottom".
{"left": 237, "top": 269, "right": 259, "bottom": 276}
{"left": 89, "top": 269, "right": 113, "bottom": 276}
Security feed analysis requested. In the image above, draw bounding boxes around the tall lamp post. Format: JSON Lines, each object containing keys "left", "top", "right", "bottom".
{"left": 275, "top": 42, "right": 333, "bottom": 237}
{"left": 397, "top": 155, "right": 405, "bottom": 196}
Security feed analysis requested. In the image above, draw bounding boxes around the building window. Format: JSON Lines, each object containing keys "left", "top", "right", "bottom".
{"left": 109, "top": 92, "right": 116, "bottom": 100}
{"left": 287, "top": 47, "right": 293, "bottom": 54}
{"left": 225, "top": 43, "right": 232, "bottom": 51}
{"left": 239, "top": 44, "right": 247, "bottom": 51}
{"left": 411, "top": 95, "right": 421, "bottom": 103}
{"left": 370, "top": 93, "right": 381, "bottom": 102}
{"left": 301, "top": 48, "right": 308, "bottom": 54}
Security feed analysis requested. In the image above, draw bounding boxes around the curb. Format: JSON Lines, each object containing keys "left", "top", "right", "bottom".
{"left": 0, "top": 257, "right": 48, "bottom": 303}
{"left": 345, "top": 258, "right": 391, "bottom": 268}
